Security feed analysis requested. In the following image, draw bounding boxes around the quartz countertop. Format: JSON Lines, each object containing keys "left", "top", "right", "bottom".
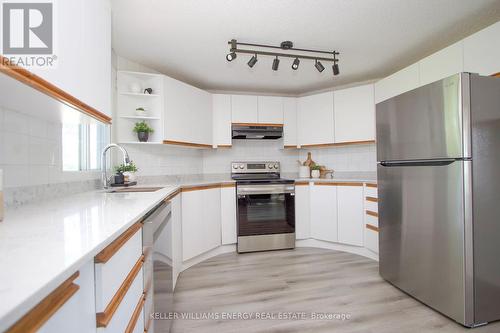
{"left": 0, "top": 172, "right": 375, "bottom": 330}
{"left": 282, "top": 171, "right": 377, "bottom": 183}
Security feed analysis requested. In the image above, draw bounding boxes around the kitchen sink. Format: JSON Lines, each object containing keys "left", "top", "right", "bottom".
{"left": 108, "top": 187, "right": 164, "bottom": 193}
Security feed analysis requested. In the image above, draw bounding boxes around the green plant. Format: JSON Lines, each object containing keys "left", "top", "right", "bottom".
{"left": 310, "top": 165, "right": 322, "bottom": 171}
{"left": 115, "top": 161, "right": 138, "bottom": 173}
{"left": 133, "top": 121, "right": 154, "bottom": 133}
{"left": 136, "top": 107, "right": 145, "bottom": 111}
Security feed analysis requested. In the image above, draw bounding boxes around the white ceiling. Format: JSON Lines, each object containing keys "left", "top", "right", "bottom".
{"left": 111, "top": 0, "right": 500, "bottom": 95}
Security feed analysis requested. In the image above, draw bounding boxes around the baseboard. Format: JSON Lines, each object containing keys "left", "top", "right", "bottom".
{"left": 296, "top": 238, "right": 379, "bottom": 261}
{"left": 181, "top": 244, "right": 236, "bottom": 272}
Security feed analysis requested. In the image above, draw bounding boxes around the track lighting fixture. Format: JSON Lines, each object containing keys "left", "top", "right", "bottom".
{"left": 272, "top": 56, "right": 280, "bottom": 71}
{"left": 226, "top": 39, "right": 340, "bottom": 77}
{"left": 226, "top": 52, "right": 237, "bottom": 61}
{"left": 315, "top": 60, "right": 325, "bottom": 73}
{"left": 247, "top": 54, "right": 258, "bottom": 68}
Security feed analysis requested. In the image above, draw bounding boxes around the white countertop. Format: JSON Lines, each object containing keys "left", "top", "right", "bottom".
{"left": 0, "top": 172, "right": 376, "bottom": 330}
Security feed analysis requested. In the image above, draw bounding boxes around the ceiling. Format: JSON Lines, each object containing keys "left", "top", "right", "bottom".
{"left": 111, "top": 0, "right": 500, "bottom": 95}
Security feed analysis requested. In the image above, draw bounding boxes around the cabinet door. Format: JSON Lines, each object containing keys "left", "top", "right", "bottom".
{"left": 295, "top": 183, "right": 311, "bottom": 239}
{"left": 310, "top": 184, "right": 338, "bottom": 242}
{"left": 374, "top": 63, "right": 420, "bottom": 104}
{"left": 221, "top": 186, "right": 237, "bottom": 244}
{"left": 202, "top": 188, "right": 222, "bottom": 251}
{"left": 231, "top": 95, "right": 258, "bottom": 123}
{"left": 181, "top": 190, "right": 204, "bottom": 261}
{"left": 419, "top": 42, "right": 464, "bottom": 87}
{"left": 170, "top": 195, "right": 182, "bottom": 288}
{"left": 337, "top": 185, "right": 364, "bottom": 246}
{"left": 334, "top": 84, "right": 375, "bottom": 143}
{"left": 283, "top": 97, "right": 298, "bottom": 147}
{"left": 298, "top": 92, "right": 335, "bottom": 145}
{"left": 258, "top": 96, "right": 283, "bottom": 124}
{"left": 212, "top": 94, "right": 232, "bottom": 147}
{"left": 463, "top": 21, "right": 500, "bottom": 76}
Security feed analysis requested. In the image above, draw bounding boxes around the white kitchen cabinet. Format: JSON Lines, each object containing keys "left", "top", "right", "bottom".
{"left": 374, "top": 63, "right": 420, "bottom": 104}
{"left": 258, "top": 96, "right": 283, "bottom": 124}
{"left": 463, "top": 21, "right": 500, "bottom": 76}
{"left": 419, "top": 42, "right": 464, "bottom": 86}
{"left": 295, "top": 183, "right": 311, "bottom": 239}
{"left": 231, "top": 95, "right": 258, "bottom": 123}
{"left": 221, "top": 185, "right": 237, "bottom": 244}
{"left": 164, "top": 76, "right": 212, "bottom": 146}
{"left": 38, "top": 261, "right": 96, "bottom": 333}
{"left": 169, "top": 194, "right": 183, "bottom": 288}
{"left": 212, "top": 94, "right": 232, "bottom": 147}
{"left": 283, "top": 97, "right": 298, "bottom": 147}
{"left": 334, "top": 84, "right": 375, "bottom": 143}
{"left": 310, "top": 184, "right": 338, "bottom": 242}
{"left": 182, "top": 187, "right": 221, "bottom": 261}
{"left": 337, "top": 185, "right": 364, "bottom": 246}
{"left": 298, "top": 92, "right": 335, "bottom": 145}
{"left": 364, "top": 228, "right": 379, "bottom": 254}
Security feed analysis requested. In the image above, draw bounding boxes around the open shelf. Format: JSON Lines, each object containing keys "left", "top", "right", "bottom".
{"left": 119, "top": 141, "right": 163, "bottom": 145}
{"left": 119, "top": 92, "right": 160, "bottom": 97}
{"left": 120, "top": 115, "right": 161, "bottom": 120}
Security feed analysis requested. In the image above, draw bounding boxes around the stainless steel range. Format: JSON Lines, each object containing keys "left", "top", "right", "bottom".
{"left": 231, "top": 161, "right": 295, "bottom": 253}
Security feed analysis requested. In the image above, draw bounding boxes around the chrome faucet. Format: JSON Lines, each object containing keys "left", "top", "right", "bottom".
{"left": 101, "top": 143, "right": 130, "bottom": 189}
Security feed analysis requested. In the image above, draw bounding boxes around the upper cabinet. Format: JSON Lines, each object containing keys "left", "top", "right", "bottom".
{"left": 334, "top": 84, "right": 375, "bottom": 143}
{"left": 463, "top": 21, "right": 500, "bottom": 76}
{"left": 164, "top": 76, "right": 212, "bottom": 146}
{"left": 298, "top": 92, "right": 335, "bottom": 146}
{"left": 212, "top": 94, "right": 232, "bottom": 147}
{"left": 283, "top": 97, "right": 298, "bottom": 147}
{"left": 419, "top": 42, "right": 464, "bottom": 87}
{"left": 231, "top": 95, "right": 258, "bottom": 123}
{"left": 374, "top": 63, "right": 420, "bottom": 104}
{"left": 258, "top": 96, "right": 284, "bottom": 124}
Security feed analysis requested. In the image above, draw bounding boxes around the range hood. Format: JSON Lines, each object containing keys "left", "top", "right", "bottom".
{"left": 232, "top": 124, "right": 283, "bottom": 140}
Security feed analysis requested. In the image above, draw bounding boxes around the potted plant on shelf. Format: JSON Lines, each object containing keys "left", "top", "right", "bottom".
{"left": 133, "top": 121, "right": 154, "bottom": 142}
{"left": 310, "top": 165, "right": 321, "bottom": 178}
{"left": 115, "top": 161, "right": 138, "bottom": 183}
{"left": 135, "top": 107, "right": 147, "bottom": 117}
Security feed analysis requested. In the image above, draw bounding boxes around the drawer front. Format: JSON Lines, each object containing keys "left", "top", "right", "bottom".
{"left": 364, "top": 185, "right": 378, "bottom": 197}
{"left": 365, "top": 200, "right": 378, "bottom": 213}
{"left": 365, "top": 214, "right": 379, "bottom": 228}
{"left": 95, "top": 228, "right": 142, "bottom": 312}
{"left": 365, "top": 227, "right": 379, "bottom": 254}
{"left": 97, "top": 268, "right": 144, "bottom": 333}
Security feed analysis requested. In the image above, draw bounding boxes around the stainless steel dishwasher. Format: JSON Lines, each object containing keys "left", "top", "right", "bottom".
{"left": 142, "top": 200, "right": 173, "bottom": 333}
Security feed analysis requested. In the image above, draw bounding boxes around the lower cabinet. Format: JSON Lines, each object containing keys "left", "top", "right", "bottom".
{"left": 310, "top": 184, "right": 338, "bottom": 242}
{"left": 182, "top": 186, "right": 222, "bottom": 261}
{"left": 337, "top": 185, "right": 364, "bottom": 246}
{"left": 221, "top": 185, "right": 237, "bottom": 244}
{"left": 295, "top": 183, "right": 311, "bottom": 239}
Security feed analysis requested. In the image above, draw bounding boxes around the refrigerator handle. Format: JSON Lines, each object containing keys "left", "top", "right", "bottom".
{"left": 379, "top": 159, "right": 457, "bottom": 167}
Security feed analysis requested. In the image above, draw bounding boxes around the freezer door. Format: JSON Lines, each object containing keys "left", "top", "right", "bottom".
{"left": 376, "top": 74, "right": 469, "bottom": 162}
{"left": 378, "top": 160, "right": 467, "bottom": 324}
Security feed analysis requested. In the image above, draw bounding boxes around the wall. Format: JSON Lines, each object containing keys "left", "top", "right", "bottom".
{"left": 202, "top": 139, "right": 376, "bottom": 174}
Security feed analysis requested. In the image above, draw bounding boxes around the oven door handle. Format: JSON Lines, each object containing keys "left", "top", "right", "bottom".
{"left": 237, "top": 184, "right": 295, "bottom": 196}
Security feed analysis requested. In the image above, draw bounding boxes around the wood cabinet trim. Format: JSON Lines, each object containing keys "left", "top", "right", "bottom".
{"left": 216, "top": 144, "right": 232, "bottom": 148}
{"left": 220, "top": 183, "right": 236, "bottom": 188}
{"left": 492, "top": 72, "right": 500, "bottom": 78}
{"left": 0, "top": 55, "right": 112, "bottom": 124}
{"left": 314, "top": 182, "right": 364, "bottom": 187}
{"left": 366, "top": 224, "right": 379, "bottom": 232}
{"left": 181, "top": 184, "right": 222, "bottom": 192}
{"left": 6, "top": 272, "right": 80, "bottom": 333}
{"left": 124, "top": 293, "right": 146, "bottom": 333}
{"left": 284, "top": 145, "right": 298, "bottom": 149}
{"left": 365, "top": 183, "right": 377, "bottom": 188}
{"left": 95, "top": 222, "right": 142, "bottom": 264}
{"left": 164, "top": 188, "right": 181, "bottom": 202}
{"left": 232, "top": 122, "right": 283, "bottom": 127}
{"left": 163, "top": 140, "right": 213, "bottom": 149}
{"left": 295, "top": 181, "right": 310, "bottom": 186}
{"left": 300, "top": 140, "right": 375, "bottom": 148}
{"left": 366, "top": 196, "right": 378, "bottom": 202}
{"left": 366, "top": 210, "right": 379, "bottom": 218}
{"left": 96, "top": 255, "right": 145, "bottom": 328}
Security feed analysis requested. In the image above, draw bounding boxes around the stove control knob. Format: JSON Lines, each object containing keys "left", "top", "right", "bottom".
{"left": 267, "top": 164, "right": 273, "bottom": 169}
{"left": 274, "top": 163, "right": 279, "bottom": 169}
{"left": 232, "top": 164, "right": 238, "bottom": 169}
{"left": 239, "top": 164, "right": 244, "bottom": 169}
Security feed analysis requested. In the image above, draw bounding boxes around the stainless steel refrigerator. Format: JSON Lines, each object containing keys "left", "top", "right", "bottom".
{"left": 376, "top": 73, "right": 500, "bottom": 327}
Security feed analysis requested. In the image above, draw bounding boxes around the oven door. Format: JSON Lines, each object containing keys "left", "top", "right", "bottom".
{"left": 237, "top": 183, "right": 295, "bottom": 237}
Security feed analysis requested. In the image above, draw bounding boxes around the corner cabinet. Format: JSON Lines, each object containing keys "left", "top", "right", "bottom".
{"left": 337, "top": 184, "right": 364, "bottom": 246}
{"left": 283, "top": 97, "right": 298, "bottom": 148}
{"left": 310, "top": 183, "right": 338, "bottom": 242}
{"left": 212, "top": 94, "right": 232, "bottom": 148}
{"left": 297, "top": 92, "right": 335, "bottom": 146}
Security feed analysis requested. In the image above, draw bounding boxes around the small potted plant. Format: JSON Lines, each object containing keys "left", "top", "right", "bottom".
{"left": 310, "top": 165, "right": 321, "bottom": 178}
{"left": 115, "top": 161, "right": 138, "bottom": 182}
{"left": 133, "top": 121, "right": 154, "bottom": 142}
{"left": 135, "top": 107, "right": 147, "bottom": 117}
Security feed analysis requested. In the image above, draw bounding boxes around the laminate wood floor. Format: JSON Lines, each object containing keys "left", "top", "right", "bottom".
{"left": 170, "top": 248, "right": 500, "bottom": 333}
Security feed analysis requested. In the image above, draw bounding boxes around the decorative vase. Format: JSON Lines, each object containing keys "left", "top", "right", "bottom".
{"left": 311, "top": 170, "right": 320, "bottom": 178}
{"left": 137, "top": 132, "right": 149, "bottom": 142}
{"left": 123, "top": 171, "right": 137, "bottom": 182}
{"left": 129, "top": 82, "right": 141, "bottom": 93}
{"left": 135, "top": 108, "right": 147, "bottom": 116}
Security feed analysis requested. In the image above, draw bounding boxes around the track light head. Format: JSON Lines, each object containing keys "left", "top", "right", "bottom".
{"left": 315, "top": 60, "right": 325, "bottom": 73}
{"left": 226, "top": 52, "right": 237, "bottom": 62}
{"left": 272, "top": 56, "right": 280, "bottom": 71}
{"left": 247, "top": 54, "right": 258, "bottom": 68}
{"left": 332, "top": 62, "right": 340, "bottom": 76}
{"left": 292, "top": 58, "right": 300, "bottom": 70}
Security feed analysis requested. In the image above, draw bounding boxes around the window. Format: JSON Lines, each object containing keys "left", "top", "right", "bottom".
{"left": 62, "top": 122, "right": 109, "bottom": 171}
